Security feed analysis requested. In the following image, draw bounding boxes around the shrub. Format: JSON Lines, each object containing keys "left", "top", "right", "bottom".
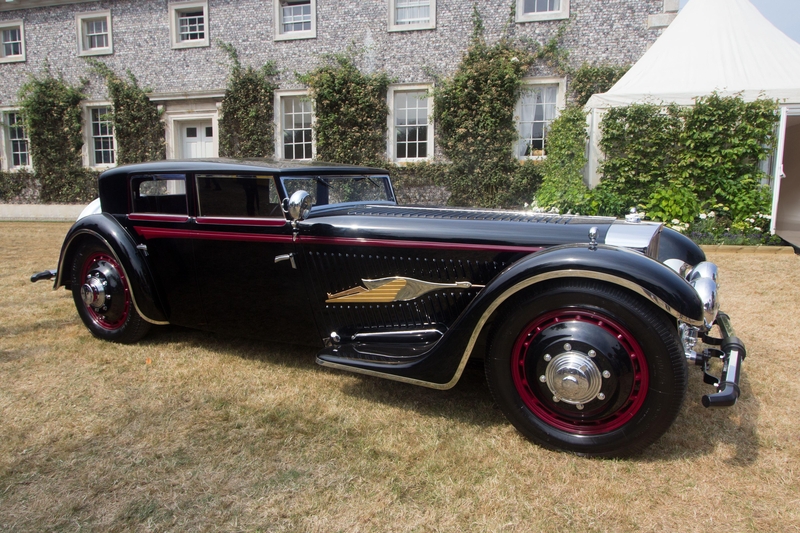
{"left": 0, "top": 169, "right": 37, "bottom": 203}
{"left": 596, "top": 94, "right": 778, "bottom": 227}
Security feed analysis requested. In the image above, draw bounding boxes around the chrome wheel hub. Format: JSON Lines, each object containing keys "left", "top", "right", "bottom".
{"left": 543, "top": 349, "right": 603, "bottom": 406}
{"left": 81, "top": 276, "right": 108, "bottom": 308}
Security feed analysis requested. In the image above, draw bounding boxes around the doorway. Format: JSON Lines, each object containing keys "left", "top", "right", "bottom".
{"left": 181, "top": 121, "right": 214, "bottom": 158}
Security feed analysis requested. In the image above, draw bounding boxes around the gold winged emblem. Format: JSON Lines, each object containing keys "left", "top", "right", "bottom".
{"left": 326, "top": 277, "right": 482, "bottom": 303}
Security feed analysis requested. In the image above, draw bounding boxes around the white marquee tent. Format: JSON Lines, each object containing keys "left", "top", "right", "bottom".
{"left": 584, "top": 0, "right": 800, "bottom": 245}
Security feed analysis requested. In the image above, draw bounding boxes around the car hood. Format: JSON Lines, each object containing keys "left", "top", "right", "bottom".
{"left": 301, "top": 205, "right": 663, "bottom": 258}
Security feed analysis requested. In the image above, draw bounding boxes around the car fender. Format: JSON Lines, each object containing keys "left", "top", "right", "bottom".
{"left": 317, "top": 243, "right": 704, "bottom": 388}
{"left": 54, "top": 213, "right": 169, "bottom": 325}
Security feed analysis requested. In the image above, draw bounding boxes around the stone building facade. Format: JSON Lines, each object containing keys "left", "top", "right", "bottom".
{"left": 0, "top": 0, "right": 678, "bottom": 171}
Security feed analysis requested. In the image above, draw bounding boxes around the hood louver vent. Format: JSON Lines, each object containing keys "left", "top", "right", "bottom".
{"left": 347, "top": 207, "right": 614, "bottom": 225}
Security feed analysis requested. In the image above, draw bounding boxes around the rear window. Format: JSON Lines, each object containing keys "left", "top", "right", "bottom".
{"left": 196, "top": 174, "right": 283, "bottom": 218}
{"left": 131, "top": 174, "right": 187, "bottom": 215}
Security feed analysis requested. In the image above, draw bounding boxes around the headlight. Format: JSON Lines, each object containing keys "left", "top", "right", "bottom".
{"left": 691, "top": 276, "right": 719, "bottom": 328}
{"left": 688, "top": 261, "right": 719, "bottom": 285}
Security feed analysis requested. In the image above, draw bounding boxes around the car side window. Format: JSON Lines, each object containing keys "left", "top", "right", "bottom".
{"left": 196, "top": 174, "right": 282, "bottom": 218}
{"left": 131, "top": 174, "right": 187, "bottom": 215}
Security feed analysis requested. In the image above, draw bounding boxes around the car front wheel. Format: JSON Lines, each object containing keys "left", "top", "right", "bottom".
{"left": 71, "top": 241, "right": 150, "bottom": 344}
{"left": 486, "top": 280, "right": 687, "bottom": 457}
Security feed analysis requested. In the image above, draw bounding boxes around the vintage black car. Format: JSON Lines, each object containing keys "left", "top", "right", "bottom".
{"left": 32, "top": 159, "right": 744, "bottom": 457}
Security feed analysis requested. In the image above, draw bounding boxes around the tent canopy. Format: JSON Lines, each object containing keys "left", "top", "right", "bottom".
{"left": 586, "top": 0, "right": 800, "bottom": 109}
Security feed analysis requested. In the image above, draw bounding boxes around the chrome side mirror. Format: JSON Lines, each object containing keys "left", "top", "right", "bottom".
{"left": 287, "top": 190, "right": 312, "bottom": 221}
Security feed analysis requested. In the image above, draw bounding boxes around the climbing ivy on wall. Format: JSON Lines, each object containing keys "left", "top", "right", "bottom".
{"left": 568, "top": 63, "right": 629, "bottom": 107}
{"left": 89, "top": 60, "right": 165, "bottom": 164}
{"left": 432, "top": 6, "right": 540, "bottom": 207}
{"left": 299, "top": 51, "right": 392, "bottom": 167}
{"left": 218, "top": 42, "right": 279, "bottom": 158}
{"left": 18, "top": 66, "right": 97, "bottom": 203}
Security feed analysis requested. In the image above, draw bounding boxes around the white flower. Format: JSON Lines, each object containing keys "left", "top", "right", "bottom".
{"left": 708, "top": 211, "right": 715, "bottom": 218}
{"left": 754, "top": 227, "right": 762, "bottom": 232}
{"left": 699, "top": 213, "right": 707, "bottom": 220}
{"left": 671, "top": 219, "right": 680, "bottom": 224}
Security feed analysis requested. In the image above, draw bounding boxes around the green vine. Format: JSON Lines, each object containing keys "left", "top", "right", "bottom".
{"left": 218, "top": 42, "right": 279, "bottom": 158}
{"left": 88, "top": 60, "right": 165, "bottom": 165}
{"left": 299, "top": 51, "right": 392, "bottom": 167}
{"left": 18, "top": 65, "right": 96, "bottom": 203}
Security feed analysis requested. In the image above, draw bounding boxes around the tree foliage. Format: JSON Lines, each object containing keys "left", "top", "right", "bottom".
{"left": 89, "top": 60, "right": 165, "bottom": 164}
{"left": 299, "top": 51, "right": 391, "bottom": 167}
{"left": 218, "top": 42, "right": 279, "bottom": 158}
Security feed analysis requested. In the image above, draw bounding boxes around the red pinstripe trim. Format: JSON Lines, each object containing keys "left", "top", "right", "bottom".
{"left": 196, "top": 217, "right": 287, "bottom": 227}
{"left": 132, "top": 227, "right": 544, "bottom": 253}
{"left": 129, "top": 214, "right": 189, "bottom": 223}
{"left": 134, "top": 227, "right": 294, "bottom": 244}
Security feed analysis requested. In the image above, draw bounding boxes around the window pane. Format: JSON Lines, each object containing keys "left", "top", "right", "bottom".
{"left": 178, "top": 10, "right": 205, "bottom": 41}
{"left": 6, "top": 112, "right": 30, "bottom": 167}
{"left": 84, "top": 18, "right": 108, "bottom": 49}
{"left": 131, "top": 174, "right": 187, "bottom": 215}
{"left": 516, "top": 85, "right": 558, "bottom": 158}
{"left": 282, "top": 0, "right": 311, "bottom": 33}
{"left": 523, "top": 0, "right": 560, "bottom": 13}
{"left": 197, "top": 174, "right": 281, "bottom": 218}
{"left": 2, "top": 27, "right": 22, "bottom": 57}
{"left": 282, "top": 96, "right": 313, "bottom": 160}
{"left": 396, "top": 0, "right": 430, "bottom": 26}
{"left": 91, "top": 107, "right": 115, "bottom": 165}
{"left": 394, "top": 90, "right": 429, "bottom": 161}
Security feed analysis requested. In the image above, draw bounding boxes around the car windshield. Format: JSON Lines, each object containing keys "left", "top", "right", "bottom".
{"left": 281, "top": 175, "right": 395, "bottom": 208}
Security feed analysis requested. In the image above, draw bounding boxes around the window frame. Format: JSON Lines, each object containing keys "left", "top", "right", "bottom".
{"left": 76, "top": 10, "right": 113, "bottom": 57}
{"left": 2, "top": 110, "right": 31, "bottom": 171}
{"left": 516, "top": 0, "right": 570, "bottom": 23}
{"left": 514, "top": 77, "right": 566, "bottom": 160}
{"left": 0, "top": 19, "right": 25, "bottom": 63}
{"left": 273, "top": 0, "right": 316, "bottom": 41}
{"left": 84, "top": 104, "right": 117, "bottom": 169}
{"left": 387, "top": 84, "right": 434, "bottom": 164}
{"left": 275, "top": 90, "right": 315, "bottom": 161}
{"left": 388, "top": 0, "right": 436, "bottom": 32}
{"left": 169, "top": 0, "right": 209, "bottom": 49}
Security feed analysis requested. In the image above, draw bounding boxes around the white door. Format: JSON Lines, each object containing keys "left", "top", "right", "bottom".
{"left": 182, "top": 121, "right": 214, "bottom": 158}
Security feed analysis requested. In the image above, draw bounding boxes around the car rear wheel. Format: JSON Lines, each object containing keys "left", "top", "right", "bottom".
{"left": 71, "top": 241, "right": 150, "bottom": 344}
{"left": 486, "top": 280, "right": 687, "bottom": 457}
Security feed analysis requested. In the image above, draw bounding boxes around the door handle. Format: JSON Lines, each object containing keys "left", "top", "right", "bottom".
{"left": 274, "top": 253, "right": 297, "bottom": 269}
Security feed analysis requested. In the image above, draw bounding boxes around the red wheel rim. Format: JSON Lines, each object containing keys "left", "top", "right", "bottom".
{"left": 80, "top": 252, "right": 131, "bottom": 330}
{"left": 511, "top": 308, "right": 649, "bottom": 435}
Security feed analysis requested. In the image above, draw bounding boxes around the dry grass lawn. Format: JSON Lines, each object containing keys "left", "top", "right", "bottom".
{"left": 1, "top": 222, "right": 799, "bottom": 532}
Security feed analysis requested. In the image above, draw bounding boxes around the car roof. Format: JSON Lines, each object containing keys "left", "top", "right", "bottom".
{"left": 99, "top": 158, "right": 388, "bottom": 179}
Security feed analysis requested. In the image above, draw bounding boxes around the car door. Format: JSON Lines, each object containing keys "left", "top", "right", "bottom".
{"left": 189, "top": 172, "right": 321, "bottom": 345}
{"left": 128, "top": 172, "right": 207, "bottom": 328}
